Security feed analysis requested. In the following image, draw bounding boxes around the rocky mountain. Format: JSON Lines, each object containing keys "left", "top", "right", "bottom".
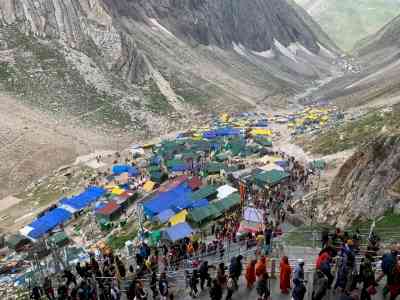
{"left": 0, "top": 0, "right": 341, "bottom": 199}
{"left": 320, "top": 132, "right": 400, "bottom": 226}
{"left": 294, "top": 0, "right": 400, "bottom": 51}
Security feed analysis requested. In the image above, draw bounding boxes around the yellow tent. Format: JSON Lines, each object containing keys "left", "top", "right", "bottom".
{"left": 169, "top": 210, "right": 188, "bottom": 226}
{"left": 251, "top": 128, "right": 272, "bottom": 136}
{"left": 260, "top": 155, "right": 280, "bottom": 164}
{"left": 143, "top": 181, "right": 156, "bottom": 193}
{"left": 105, "top": 184, "right": 117, "bottom": 190}
{"left": 111, "top": 187, "right": 125, "bottom": 195}
{"left": 220, "top": 113, "right": 230, "bottom": 122}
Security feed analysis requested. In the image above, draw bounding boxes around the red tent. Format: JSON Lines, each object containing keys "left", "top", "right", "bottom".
{"left": 187, "top": 176, "right": 202, "bottom": 191}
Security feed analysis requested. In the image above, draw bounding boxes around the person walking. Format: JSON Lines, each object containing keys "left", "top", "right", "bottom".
{"left": 280, "top": 256, "right": 292, "bottom": 294}
{"left": 150, "top": 272, "right": 158, "bottom": 300}
{"left": 226, "top": 276, "right": 235, "bottom": 300}
{"left": 159, "top": 272, "right": 169, "bottom": 300}
{"left": 256, "top": 273, "right": 270, "bottom": 300}
{"left": 292, "top": 259, "right": 307, "bottom": 300}
{"left": 245, "top": 260, "right": 257, "bottom": 289}
{"left": 255, "top": 256, "right": 267, "bottom": 279}
{"left": 359, "top": 254, "right": 377, "bottom": 300}
{"left": 199, "top": 261, "right": 212, "bottom": 290}
{"left": 210, "top": 279, "right": 223, "bottom": 300}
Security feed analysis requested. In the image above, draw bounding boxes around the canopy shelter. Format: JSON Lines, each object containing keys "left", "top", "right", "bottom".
{"left": 60, "top": 186, "right": 106, "bottom": 212}
{"left": 254, "top": 170, "right": 289, "bottom": 187}
{"left": 188, "top": 204, "right": 220, "bottom": 225}
{"left": 150, "top": 171, "right": 168, "bottom": 184}
{"left": 238, "top": 220, "right": 264, "bottom": 234}
{"left": 6, "top": 234, "right": 31, "bottom": 252}
{"left": 187, "top": 176, "right": 202, "bottom": 191}
{"left": 191, "top": 185, "right": 218, "bottom": 201}
{"left": 188, "top": 198, "right": 209, "bottom": 209}
{"left": 250, "top": 128, "right": 272, "bottom": 136}
{"left": 243, "top": 207, "right": 263, "bottom": 224}
{"left": 112, "top": 165, "right": 139, "bottom": 177}
{"left": 213, "top": 193, "right": 241, "bottom": 212}
{"left": 169, "top": 210, "right": 188, "bottom": 226}
{"left": 217, "top": 185, "right": 238, "bottom": 200}
{"left": 96, "top": 201, "right": 121, "bottom": 221}
{"left": 27, "top": 208, "right": 72, "bottom": 239}
{"left": 155, "top": 209, "right": 175, "bottom": 224}
{"left": 166, "top": 159, "right": 189, "bottom": 172}
{"left": 254, "top": 137, "right": 272, "bottom": 147}
{"left": 159, "top": 175, "right": 188, "bottom": 192}
{"left": 48, "top": 231, "right": 69, "bottom": 247}
{"left": 143, "top": 184, "right": 192, "bottom": 217}
{"left": 164, "top": 222, "right": 194, "bottom": 242}
{"left": 310, "top": 160, "right": 326, "bottom": 171}
{"left": 203, "top": 127, "right": 241, "bottom": 139}
{"left": 143, "top": 181, "right": 156, "bottom": 193}
{"left": 205, "top": 162, "right": 226, "bottom": 175}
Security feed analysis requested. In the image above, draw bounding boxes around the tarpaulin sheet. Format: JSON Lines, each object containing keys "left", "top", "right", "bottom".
{"left": 112, "top": 165, "right": 139, "bottom": 177}
{"left": 143, "top": 184, "right": 192, "bottom": 216}
{"left": 155, "top": 209, "right": 175, "bottom": 223}
{"left": 169, "top": 210, "right": 188, "bottom": 226}
{"left": 243, "top": 207, "right": 263, "bottom": 223}
{"left": 60, "top": 186, "right": 106, "bottom": 211}
{"left": 28, "top": 208, "right": 72, "bottom": 239}
{"left": 164, "top": 222, "right": 193, "bottom": 242}
{"left": 189, "top": 198, "right": 209, "bottom": 209}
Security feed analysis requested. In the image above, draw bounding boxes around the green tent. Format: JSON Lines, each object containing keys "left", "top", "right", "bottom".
{"left": 148, "top": 230, "right": 161, "bottom": 247}
{"left": 214, "top": 193, "right": 241, "bottom": 212}
{"left": 255, "top": 169, "right": 289, "bottom": 186}
{"left": 254, "top": 137, "right": 272, "bottom": 147}
{"left": 206, "top": 162, "right": 226, "bottom": 174}
{"left": 216, "top": 153, "right": 229, "bottom": 162}
{"left": 49, "top": 231, "right": 69, "bottom": 247}
{"left": 188, "top": 204, "right": 221, "bottom": 224}
{"left": 191, "top": 185, "right": 218, "bottom": 201}
{"left": 310, "top": 160, "right": 326, "bottom": 170}
{"left": 148, "top": 165, "right": 161, "bottom": 173}
{"left": 150, "top": 171, "right": 168, "bottom": 183}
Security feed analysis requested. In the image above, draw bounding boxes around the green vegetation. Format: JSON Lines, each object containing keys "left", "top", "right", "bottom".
{"left": 285, "top": 224, "right": 333, "bottom": 247}
{"left": 297, "top": 110, "right": 400, "bottom": 155}
{"left": 294, "top": 0, "right": 400, "bottom": 51}
{"left": 144, "top": 80, "right": 174, "bottom": 114}
{"left": 107, "top": 224, "right": 138, "bottom": 250}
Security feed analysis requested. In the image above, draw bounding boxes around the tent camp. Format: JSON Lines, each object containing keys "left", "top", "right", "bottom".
{"left": 164, "top": 222, "right": 194, "bottom": 242}
{"left": 254, "top": 170, "right": 289, "bottom": 187}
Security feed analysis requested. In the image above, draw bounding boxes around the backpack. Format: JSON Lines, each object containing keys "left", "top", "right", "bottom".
{"left": 227, "top": 278, "right": 234, "bottom": 290}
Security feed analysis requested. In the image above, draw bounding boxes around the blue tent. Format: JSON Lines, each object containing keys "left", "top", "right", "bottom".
{"left": 275, "top": 160, "right": 289, "bottom": 168}
{"left": 164, "top": 222, "right": 194, "bottom": 242}
{"left": 60, "top": 186, "right": 106, "bottom": 211}
{"left": 143, "top": 183, "right": 192, "bottom": 217}
{"left": 203, "top": 127, "right": 241, "bottom": 139}
{"left": 112, "top": 165, "right": 140, "bottom": 176}
{"left": 155, "top": 209, "right": 175, "bottom": 223}
{"left": 28, "top": 208, "right": 72, "bottom": 239}
{"left": 188, "top": 198, "right": 209, "bottom": 209}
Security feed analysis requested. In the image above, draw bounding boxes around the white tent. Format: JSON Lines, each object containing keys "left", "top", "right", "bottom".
{"left": 217, "top": 184, "right": 238, "bottom": 200}
{"left": 243, "top": 207, "right": 264, "bottom": 224}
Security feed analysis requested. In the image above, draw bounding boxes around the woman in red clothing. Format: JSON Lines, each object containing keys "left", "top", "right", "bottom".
{"left": 245, "top": 260, "right": 257, "bottom": 289}
{"left": 280, "top": 256, "right": 292, "bottom": 294}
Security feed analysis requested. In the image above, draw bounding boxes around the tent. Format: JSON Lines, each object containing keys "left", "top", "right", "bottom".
{"left": 6, "top": 234, "right": 31, "bottom": 251}
{"left": 164, "top": 222, "right": 194, "bottom": 242}
{"left": 250, "top": 128, "right": 272, "bottom": 136}
{"left": 60, "top": 186, "right": 106, "bottom": 212}
{"left": 96, "top": 201, "right": 121, "bottom": 221}
{"left": 143, "top": 181, "right": 156, "bottom": 193}
{"left": 310, "top": 160, "right": 326, "bottom": 170}
{"left": 143, "top": 184, "right": 192, "bottom": 216}
{"left": 169, "top": 210, "right": 188, "bottom": 226}
{"left": 191, "top": 185, "right": 217, "bottom": 201}
{"left": 217, "top": 185, "right": 238, "bottom": 200}
{"left": 188, "top": 204, "right": 220, "bottom": 224}
{"left": 159, "top": 175, "right": 188, "bottom": 192}
{"left": 238, "top": 220, "right": 263, "bottom": 234}
{"left": 111, "top": 187, "right": 125, "bottom": 196}
{"left": 254, "top": 170, "right": 289, "bottom": 187}
{"left": 112, "top": 165, "right": 139, "bottom": 177}
{"left": 166, "top": 159, "right": 188, "bottom": 172}
{"left": 150, "top": 172, "right": 168, "bottom": 184}
{"left": 213, "top": 193, "right": 241, "bottom": 212}
{"left": 187, "top": 177, "right": 202, "bottom": 191}
{"left": 243, "top": 207, "right": 263, "bottom": 223}
{"left": 206, "top": 162, "right": 226, "bottom": 174}
{"left": 155, "top": 209, "right": 175, "bottom": 224}
{"left": 28, "top": 208, "right": 72, "bottom": 239}
{"left": 188, "top": 199, "right": 209, "bottom": 209}
{"left": 48, "top": 231, "right": 69, "bottom": 247}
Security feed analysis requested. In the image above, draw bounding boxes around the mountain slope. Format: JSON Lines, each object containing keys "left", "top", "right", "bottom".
{"left": 294, "top": 0, "right": 400, "bottom": 51}
{"left": 0, "top": 0, "right": 340, "bottom": 199}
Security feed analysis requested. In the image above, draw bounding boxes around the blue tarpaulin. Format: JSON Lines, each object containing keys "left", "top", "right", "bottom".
{"left": 155, "top": 209, "right": 175, "bottom": 223}
{"left": 275, "top": 160, "right": 289, "bottom": 168}
{"left": 143, "top": 183, "right": 193, "bottom": 217}
{"left": 112, "top": 165, "right": 140, "bottom": 176}
{"left": 203, "top": 127, "right": 241, "bottom": 139}
{"left": 28, "top": 208, "right": 72, "bottom": 239}
{"left": 60, "top": 186, "right": 106, "bottom": 211}
{"left": 189, "top": 198, "right": 209, "bottom": 209}
{"left": 164, "top": 222, "right": 194, "bottom": 242}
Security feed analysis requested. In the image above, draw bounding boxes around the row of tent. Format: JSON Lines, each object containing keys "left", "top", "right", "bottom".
{"left": 21, "top": 186, "right": 107, "bottom": 239}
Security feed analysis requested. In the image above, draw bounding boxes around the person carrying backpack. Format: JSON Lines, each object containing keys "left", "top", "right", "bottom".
{"left": 358, "top": 254, "right": 377, "bottom": 300}
{"left": 378, "top": 244, "right": 399, "bottom": 297}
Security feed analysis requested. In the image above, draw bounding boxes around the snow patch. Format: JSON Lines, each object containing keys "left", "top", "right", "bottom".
{"left": 149, "top": 18, "right": 175, "bottom": 38}
{"left": 252, "top": 49, "right": 275, "bottom": 59}
{"left": 232, "top": 42, "right": 248, "bottom": 57}
{"left": 274, "top": 39, "right": 297, "bottom": 62}
{"left": 318, "top": 43, "right": 337, "bottom": 59}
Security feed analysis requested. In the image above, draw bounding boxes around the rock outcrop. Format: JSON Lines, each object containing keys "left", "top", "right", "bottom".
{"left": 320, "top": 134, "right": 400, "bottom": 226}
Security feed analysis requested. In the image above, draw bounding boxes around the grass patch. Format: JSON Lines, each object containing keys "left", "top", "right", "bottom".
{"left": 107, "top": 225, "right": 138, "bottom": 250}
{"left": 284, "top": 224, "right": 333, "bottom": 247}
{"left": 144, "top": 80, "right": 174, "bottom": 114}
{"left": 297, "top": 111, "right": 400, "bottom": 155}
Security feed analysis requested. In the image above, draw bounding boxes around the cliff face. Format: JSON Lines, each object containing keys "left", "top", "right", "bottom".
{"left": 321, "top": 134, "right": 400, "bottom": 226}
